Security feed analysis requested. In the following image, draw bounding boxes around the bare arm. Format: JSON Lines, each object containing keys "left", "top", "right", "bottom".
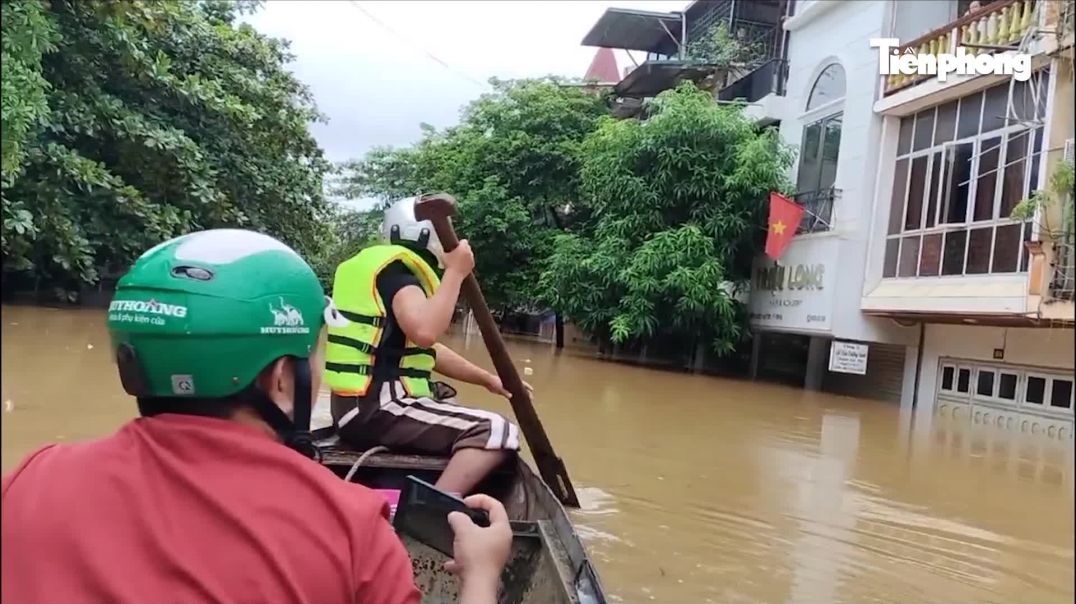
{"left": 391, "top": 241, "right": 474, "bottom": 348}
{"left": 432, "top": 343, "right": 493, "bottom": 387}
{"left": 432, "top": 343, "right": 533, "bottom": 400}
{"left": 392, "top": 277, "right": 463, "bottom": 348}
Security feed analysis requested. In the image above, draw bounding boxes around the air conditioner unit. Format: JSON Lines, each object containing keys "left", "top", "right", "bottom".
{"left": 1065, "top": 138, "right": 1074, "bottom": 165}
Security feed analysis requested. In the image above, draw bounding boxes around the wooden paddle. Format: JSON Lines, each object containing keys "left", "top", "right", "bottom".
{"left": 415, "top": 193, "right": 581, "bottom": 508}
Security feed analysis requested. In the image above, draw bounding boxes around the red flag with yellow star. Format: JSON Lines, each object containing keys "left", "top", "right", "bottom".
{"left": 765, "top": 192, "right": 804, "bottom": 260}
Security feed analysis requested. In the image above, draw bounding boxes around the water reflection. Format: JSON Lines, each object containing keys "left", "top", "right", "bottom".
{"left": 779, "top": 412, "right": 861, "bottom": 604}
{"left": 1, "top": 306, "right": 1073, "bottom": 603}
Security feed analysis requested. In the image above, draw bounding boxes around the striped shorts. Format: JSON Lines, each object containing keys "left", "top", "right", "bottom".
{"left": 332, "top": 381, "right": 521, "bottom": 454}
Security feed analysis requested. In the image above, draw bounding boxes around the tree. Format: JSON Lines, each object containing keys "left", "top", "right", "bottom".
{"left": 1, "top": 0, "right": 331, "bottom": 298}
{"left": 307, "top": 203, "right": 385, "bottom": 291}
{"left": 1011, "top": 160, "right": 1075, "bottom": 238}
{"left": 684, "top": 21, "right": 756, "bottom": 69}
{"left": 335, "top": 77, "right": 608, "bottom": 311}
{"left": 334, "top": 145, "right": 421, "bottom": 203}
{"left": 539, "top": 83, "right": 794, "bottom": 356}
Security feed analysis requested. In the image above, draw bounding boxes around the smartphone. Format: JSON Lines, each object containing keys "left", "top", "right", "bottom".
{"left": 392, "top": 475, "right": 490, "bottom": 557}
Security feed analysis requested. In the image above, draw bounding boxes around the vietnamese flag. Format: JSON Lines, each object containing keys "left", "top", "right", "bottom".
{"left": 764, "top": 192, "right": 804, "bottom": 260}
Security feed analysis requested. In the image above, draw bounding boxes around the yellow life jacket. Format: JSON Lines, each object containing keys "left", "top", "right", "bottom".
{"left": 325, "top": 244, "right": 440, "bottom": 398}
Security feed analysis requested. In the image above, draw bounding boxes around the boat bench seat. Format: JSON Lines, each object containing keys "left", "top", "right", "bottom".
{"left": 316, "top": 433, "right": 450, "bottom": 471}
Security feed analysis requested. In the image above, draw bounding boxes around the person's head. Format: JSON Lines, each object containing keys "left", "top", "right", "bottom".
{"left": 107, "top": 229, "right": 328, "bottom": 457}
{"left": 381, "top": 195, "right": 445, "bottom": 268}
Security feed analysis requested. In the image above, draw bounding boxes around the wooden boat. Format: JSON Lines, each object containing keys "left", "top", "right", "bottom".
{"left": 313, "top": 428, "right": 607, "bottom": 604}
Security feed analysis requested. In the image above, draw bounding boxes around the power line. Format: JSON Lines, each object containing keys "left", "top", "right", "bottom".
{"left": 345, "top": 1, "right": 488, "bottom": 89}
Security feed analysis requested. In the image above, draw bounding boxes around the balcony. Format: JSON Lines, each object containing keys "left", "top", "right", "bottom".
{"left": 616, "top": 60, "right": 727, "bottom": 98}
{"left": 581, "top": 8, "right": 709, "bottom": 101}
{"left": 581, "top": 8, "right": 683, "bottom": 55}
{"left": 719, "top": 58, "right": 789, "bottom": 103}
{"left": 718, "top": 58, "right": 789, "bottom": 125}
{"left": 1025, "top": 235, "right": 1074, "bottom": 324}
{"left": 795, "top": 187, "right": 838, "bottom": 234}
{"left": 883, "top": 0, "right": 1039, "bottom": 97}
{"left": 581, "top": 1, "right": 787, "bottom": 103}
{"left": 1051, "top": 240, "right": 1075, "bottom": 301}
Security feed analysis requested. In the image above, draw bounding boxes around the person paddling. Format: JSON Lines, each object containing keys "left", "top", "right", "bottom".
{"left": 1, "top": 229, "right": 511, "bottom": 604}
{"left": 327, "top": 196, "right": 526, "bottom": 496}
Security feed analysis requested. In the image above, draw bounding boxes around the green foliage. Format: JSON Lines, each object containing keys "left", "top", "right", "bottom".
{"left": 1011, "top": 160, "right": 1075, "bottom": 235}
{"left": 308, "top": 204, "right": 385, "bottom": 291}
{"left": 539, "top": 83, "right": 794, "bottom": 353}
{"left": 684, "top": 21, "right": 755, "bottom": 68}
{"left": 1, "top": 0, "right": 57, "bottom": 180}
{"left": 334, "top": 146, "right": 420, "bottom": 202}
{"left": 336, "top": 79, "right": 791, "bottom": 351}
{"left": 335, "top": 77, "right": 608, "bottom": 309}
{"left": 1, "top": 0, "right": 331, "bottom": 295}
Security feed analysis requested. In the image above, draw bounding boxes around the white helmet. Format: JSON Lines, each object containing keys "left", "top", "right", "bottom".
{"left": 381, "top": 196, "right": 445, "bottom": 267}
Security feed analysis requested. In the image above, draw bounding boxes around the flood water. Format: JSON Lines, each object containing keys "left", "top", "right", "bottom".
{"left": 2, "top": 305, "right": 1074, "bottom": 603}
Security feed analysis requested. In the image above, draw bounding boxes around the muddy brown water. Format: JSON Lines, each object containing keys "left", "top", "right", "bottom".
{"left": 2, "top": 306, "right": 1073, "bottom": 603}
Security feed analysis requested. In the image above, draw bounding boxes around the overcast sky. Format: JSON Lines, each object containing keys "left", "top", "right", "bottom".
{"left": 244, "top": 0, "right": 683, "bottom": 167}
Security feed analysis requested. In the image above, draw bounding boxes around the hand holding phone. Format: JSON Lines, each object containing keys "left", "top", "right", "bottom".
{"left": 392, "top": 477, "right": 512, "bottom": 603}
{"left": 394, "top": 476, "right": 489, "bottom": 557}
{"left": 445, "top": 494, "right": 513, "bottom": 604}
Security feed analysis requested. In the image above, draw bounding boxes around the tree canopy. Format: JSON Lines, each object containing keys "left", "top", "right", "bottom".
{"left": 1, "top": 0, "right": 331, "bottom": 298}
{"left": 539, "top": 83, "right": 794, "bottom": 354}
{"left": 3, "top": 0, "right": 798, "bottom": 357}
{"left": 340, "top": 80, "right": 793, "bottom": 353}
{"left": 335, "top": 77, "right": 608, "bottom": 310}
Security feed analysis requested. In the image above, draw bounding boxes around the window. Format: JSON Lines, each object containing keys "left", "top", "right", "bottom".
{"left": 957, "top": 368, "right": 971, "bottom": 393}
{"left": 795, "top": 63, "right": 845, "bottom": 234}
{"left": 941, "top": 360, "right": 1074, "bottom": 419}
{"left": 883, "top": 76, "right": 1047, "bottom": 278}
{"left": 1026, "top": 376, "right": 1046, "bottom": 405}
{"left": 1052, "top": 379, "right": 1073, "bottom": 410}
{"left": 998, "top": 372, "right": 1018, "bottom": 400}
{"left": 976, "top": 369, "right": 996, "bottom": 397}
{"left": 806, "top": 64, "right": 846, "bottom": 111}
{"left": 941, "top": 365, "right": 956, "bottom": 391}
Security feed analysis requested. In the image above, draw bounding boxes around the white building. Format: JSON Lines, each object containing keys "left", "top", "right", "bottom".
{"left": 862, "top": 0, "right": 1074, "bottom": 439}
{"left": 747, "top": 0, "right": 920, "bottom": 403}
{"left": 748, "top": 0, "right": 1074, "bottom": 439}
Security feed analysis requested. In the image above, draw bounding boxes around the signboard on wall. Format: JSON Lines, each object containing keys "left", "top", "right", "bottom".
{"left": 748, "top": 238, "right": 839, "bottom": 332}
{"left": 829, "top": 340, "right": 869, "bottom": 375}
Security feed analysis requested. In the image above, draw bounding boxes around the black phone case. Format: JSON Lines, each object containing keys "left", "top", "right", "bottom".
{"left": 393, "top": 475, "right": 490, "bottom": 557}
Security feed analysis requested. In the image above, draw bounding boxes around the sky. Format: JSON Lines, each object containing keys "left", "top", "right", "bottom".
{"left": 243, "top": 0, "right": 684, "bottom": 170}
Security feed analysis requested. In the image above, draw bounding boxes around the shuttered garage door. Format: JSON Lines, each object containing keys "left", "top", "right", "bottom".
{"left": 757, "top": 332, "right": 810, "bottom": 386}
{"left": 823, "top": 342, "right": 907, "bottom": 404}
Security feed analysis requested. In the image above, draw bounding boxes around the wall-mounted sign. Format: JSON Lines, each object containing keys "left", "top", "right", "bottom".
{"left": 829, "top": 340, "right": 869, "bottom": 375}
{"left": 748, "top": 238, "right": 839, "bottom": 332}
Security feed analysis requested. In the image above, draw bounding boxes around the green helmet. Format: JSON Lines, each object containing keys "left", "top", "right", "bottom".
{"left": 108, "top": 229, "right": 325, "bottom": 454}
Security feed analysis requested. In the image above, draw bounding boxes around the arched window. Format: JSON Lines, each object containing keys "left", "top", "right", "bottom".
{"left": 806, "top": 63, "right": 846, "bottom": 111}
{"left": 795, "top": 63, "right": 846, "bottom": 233}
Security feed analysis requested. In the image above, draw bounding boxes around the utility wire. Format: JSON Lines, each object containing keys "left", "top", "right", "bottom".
{"left": 346, "top": 1, "right": 488, "bottom": 89}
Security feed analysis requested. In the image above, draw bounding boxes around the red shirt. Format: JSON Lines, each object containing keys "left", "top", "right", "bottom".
{"left": 1, "top": 414, "right": 421, "bottom": 604}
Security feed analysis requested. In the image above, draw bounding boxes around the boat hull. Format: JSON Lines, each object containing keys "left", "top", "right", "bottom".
{"left": 315, "top": 434, "right": 606, "bottom": 604}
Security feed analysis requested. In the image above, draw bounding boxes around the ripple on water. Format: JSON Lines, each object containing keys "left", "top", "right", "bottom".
{"left": 4, "top": 309, "right": 1074, "bottom": 604}
{"left": 848, "top": 493, "right": 1075, "bottom": 597}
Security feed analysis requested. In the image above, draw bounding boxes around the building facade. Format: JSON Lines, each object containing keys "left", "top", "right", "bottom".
{"left": 581, "top": 0, "right": 1074, "bottom": 433}
{"left": 746, "top": 0, "right": 920, "bottom": 403}
{"left": 861, "top": 0, "right": 1075, "bottom": 438}
{"left": 745, "top": 0, "right": 1073, "bottom": 434}
{"left": 580, "top": 0, "right": 789, "bottom": 118}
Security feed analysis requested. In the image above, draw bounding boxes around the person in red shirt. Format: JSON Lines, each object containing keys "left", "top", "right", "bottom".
{"left": 1, "top": 229, "right": 512, "bottom": 604}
